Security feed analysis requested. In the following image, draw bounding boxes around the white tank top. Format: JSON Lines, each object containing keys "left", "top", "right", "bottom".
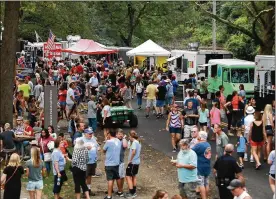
{"left": 266, "top": 114, "right": 271, "bottom": 126}
{"left": 234, "top": 191, "right": 251, "bottom": 199}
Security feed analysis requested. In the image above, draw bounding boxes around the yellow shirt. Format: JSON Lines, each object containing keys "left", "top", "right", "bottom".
{"left": 18, "top": 84, "right": 31, "bottom": 97}
{"left": 146, "top": 84, "right": 158, "bottom": 100}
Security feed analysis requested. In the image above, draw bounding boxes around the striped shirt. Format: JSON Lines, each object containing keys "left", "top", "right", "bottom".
{"left": 169, "top": 111, "right": 182, "bottom": 128}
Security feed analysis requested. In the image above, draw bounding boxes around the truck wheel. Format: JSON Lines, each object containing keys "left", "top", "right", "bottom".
{"left": 129, "top": 114, "right": 138, "bottom": 128}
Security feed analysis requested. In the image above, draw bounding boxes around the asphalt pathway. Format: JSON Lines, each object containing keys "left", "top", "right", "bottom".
{"left": 126, "top": 100, "right": 272, "bottom": 199}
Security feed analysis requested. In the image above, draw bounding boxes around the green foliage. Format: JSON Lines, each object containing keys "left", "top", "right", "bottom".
{"left": 17, "top": 1, "right": 274, "bottom": 59}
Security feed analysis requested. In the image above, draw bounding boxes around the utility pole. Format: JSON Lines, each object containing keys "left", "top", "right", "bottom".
{"left": 212, "top": 0, "right": 216, "bottom": 51}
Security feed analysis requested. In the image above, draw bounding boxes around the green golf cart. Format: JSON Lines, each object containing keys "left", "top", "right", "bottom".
{"left": 110, "top": 106, "right": 138, "bottom": 128}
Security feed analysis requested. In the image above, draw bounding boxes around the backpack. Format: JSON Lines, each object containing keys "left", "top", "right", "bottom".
{"left": 136, "top": 83, "right": 143, "bottom": 93}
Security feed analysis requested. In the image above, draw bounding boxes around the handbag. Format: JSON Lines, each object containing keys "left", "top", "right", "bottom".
{"left": 41, "top": 138, "right": 52, "bottom": 162}
{"left": 1, "top": 166, "right": 18, "bottom": 190}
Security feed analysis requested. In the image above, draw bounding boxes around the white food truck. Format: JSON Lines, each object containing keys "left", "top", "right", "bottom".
{"left": 167, "top": 49, "right": 233, "bottom": 82}
{"left": 254, "top": 55, "right": 275, "bottom": 110}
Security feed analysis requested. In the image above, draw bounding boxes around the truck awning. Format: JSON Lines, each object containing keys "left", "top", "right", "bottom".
{"left": 167, "top": 55, "right": 181, "bottom": 62}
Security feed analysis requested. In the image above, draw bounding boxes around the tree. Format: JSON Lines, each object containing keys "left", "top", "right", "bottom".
{"left": 195, "top": 1, "right": 275, "bottom": 55}
{"left": 0, "top": 1, "right": 21, "bottom": 126}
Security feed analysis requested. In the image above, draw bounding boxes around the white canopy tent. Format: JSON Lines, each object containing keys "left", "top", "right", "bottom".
{"left": 126, "top": 39, "right": 170, "bottom": 57}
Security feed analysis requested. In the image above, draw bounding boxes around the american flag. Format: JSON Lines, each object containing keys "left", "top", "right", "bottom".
{"left": 47, "top": 30, "right": 56, "bottom": 52}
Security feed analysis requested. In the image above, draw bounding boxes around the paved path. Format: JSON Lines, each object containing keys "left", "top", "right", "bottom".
{"left": 129, "top": 100, "right": 272, "bottom": 199}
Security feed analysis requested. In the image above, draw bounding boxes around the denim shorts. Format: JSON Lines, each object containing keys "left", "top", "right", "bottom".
{"left": 156, "top": 100, "right": 165, "bottom": 107}
{"left": 26, "top": 180, "right": 43, "bottom": 191}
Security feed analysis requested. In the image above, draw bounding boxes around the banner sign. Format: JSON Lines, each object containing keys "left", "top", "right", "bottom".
{"left": 43, "top": 43, "right": 62, "bottom": 58}
{"left": 44, "top": 85, "right": 58, "bottom": 132}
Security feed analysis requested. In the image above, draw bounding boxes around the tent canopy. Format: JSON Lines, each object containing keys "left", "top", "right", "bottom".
{"left": 166, "top": 55, "right": 182, "bottom": 62}
{"left": 61, "top": 39, "right": 116, "bottom": 55}
{"left": 126, "top": 39, "right": 170, "bottom": 57}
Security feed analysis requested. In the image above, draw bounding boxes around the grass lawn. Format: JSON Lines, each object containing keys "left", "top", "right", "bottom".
{"left": 22, "top": 147, "right": 76, "bottom": 199}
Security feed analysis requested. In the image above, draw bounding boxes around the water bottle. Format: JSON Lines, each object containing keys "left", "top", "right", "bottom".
{"left": 57, "top": 177, "right": 61, "bottom": 186}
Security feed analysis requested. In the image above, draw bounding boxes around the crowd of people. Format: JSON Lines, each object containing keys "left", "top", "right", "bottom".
{"left": 0, "top": 54, "right": 274, "bottom": 199}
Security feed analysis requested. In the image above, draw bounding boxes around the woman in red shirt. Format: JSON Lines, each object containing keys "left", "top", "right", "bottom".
{"left": 38, "top": 129, "right": 55, "bottom": 175}
{"left": 58, "top": 83, "right": 67, "bottom": 120}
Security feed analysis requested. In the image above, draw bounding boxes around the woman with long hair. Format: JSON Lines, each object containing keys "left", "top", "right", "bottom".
{"left": 66, "top": 138, "right": 90, "bottom": 199}
{"left": 48, "top": 125, "right": 57, "bottom": 139}
{"left": 125, "top": 130, "right": 142, "bottom": 198}
{"left": 263, "top": 104, "right": 275, "bottom": 161}
{"left": 39, "top": 129, "right": 55, "bottom": 175}
{"left": 135, "top": 76, "right": 144, "bottom": 110}
{"left": 26, "top": 147, "right": 46, "bottom": 199}
{"left": 102, "top": 98, "right": 112, "bottom": 141}
{"left": 0, "top": 153, "right": 24, "bottom": 199}
{"left": 249, "top": 111, "right": 267, "bottom": 170}
{"left": 152, "top": 190, "right": 169, "bottom": 199}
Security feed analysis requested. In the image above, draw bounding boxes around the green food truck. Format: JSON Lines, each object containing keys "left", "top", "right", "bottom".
{"left": 207, "top": 59, "right": 255, "bottom": 98}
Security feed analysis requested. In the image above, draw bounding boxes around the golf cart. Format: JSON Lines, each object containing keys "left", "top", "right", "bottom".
{"left": 110, "top": 106, "right": 138, "bottom": 128}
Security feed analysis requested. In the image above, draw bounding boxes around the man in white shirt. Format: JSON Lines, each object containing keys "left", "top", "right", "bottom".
{"left": 34, "top": 80, "right": 43, "bottom": 100}
{"left": 89, "top": 72, "right": 99, "bottom": 95}
{"left": 66, "top": 82, "right": 76, "bottom": 117}
{"left": 243, "top": 106, "right": 255, "bottom": 162}
{"left": 133, "top": 65, "right": 140, "bottom": 77}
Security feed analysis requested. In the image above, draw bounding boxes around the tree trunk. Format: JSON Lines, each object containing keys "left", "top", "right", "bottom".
{"left": 259, "top": 44, "right": 274, "bottom": 55}
{"left": 0, "top": 1, "right": 21, "bottom": 127}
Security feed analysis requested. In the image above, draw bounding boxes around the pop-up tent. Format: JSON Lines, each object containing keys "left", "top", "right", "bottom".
{"left": 126, "top": 39, "right": 170, "bottom": 57}
{"left": 61, "top": 39, "right": 116, "bottom": 55}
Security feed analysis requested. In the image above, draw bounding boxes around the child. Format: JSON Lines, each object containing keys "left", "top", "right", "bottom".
{"left": 236, "top": 130, "right": 247, "bottom": 169}
{"left": 210, "top": 101, "right": 221, "bottom": 140}
{"left": 58, "top": 133, "right": 70, "bottom": 158}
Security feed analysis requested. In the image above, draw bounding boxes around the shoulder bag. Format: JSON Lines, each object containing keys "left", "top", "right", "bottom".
{"left": 41, "top": 138, "right": 52, "bottom": 162}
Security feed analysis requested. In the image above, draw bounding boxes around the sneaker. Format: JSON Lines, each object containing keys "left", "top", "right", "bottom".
{"left": 124, "top": 193, "right": 136, "bottom": 198}
{"left": 145, "top": 114, "right": 149, "bottom": 118}
{"left": 138, "top": 107, "right": 141, "bottom": 110}
{"left": 116, "top": 192, "right": 124, "bottom": 197}
{"left": 104, "top": 196, "right": 112, "bottom": 199}
{"left": 239, "top": 164, "right": 244, "bottom": 169}
{"left": 244, "top": 155, "right": 248, "bottom": 162}
{"left": 92, "top": 174, "right": 101, "bottom": 178}
{"left": 250, "top": 158, "right": 255, "bottom": 163}
{"left": 172, "top": 148, "right": 177, "bottom": 152}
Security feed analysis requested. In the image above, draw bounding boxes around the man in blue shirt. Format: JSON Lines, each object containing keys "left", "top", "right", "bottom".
{"left": 192, "top": 131, "right": 211, "bottom": 199}
{"left": 81, "top": 128, "right": 99, "bottom": 196}
{"left": 172, "top": 139, "right": 198, "bottom": 199}
{"left": 103, "top": 130, "right": 121, "bottom": 199}
{"left": 73, "top": 122, "right": 85, "bottom": 145}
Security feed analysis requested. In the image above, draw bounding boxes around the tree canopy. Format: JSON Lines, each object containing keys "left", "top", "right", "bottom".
{"left": 12, "top": 1, "right": 276, "bottom": 60}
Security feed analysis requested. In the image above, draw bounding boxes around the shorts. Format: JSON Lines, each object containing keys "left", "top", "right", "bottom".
{"left": 105, "top": 166, "right": 120, "bottom": 181}
{"left": 26, "top": 180, "right": 43, "bottom": 191}
{"left": 169, "top": 127, "right": 182, "bottom": 134}
{"left": 250, "top": 140, "right": 264, "bottom": 147}
{"left": 266, "top": 125, "right": 274, "bottom": 136}
{"left": 119, "top": 163, "right": 125, "bottom": 178}
{"left": 126, "top": 163, "right": 139, "bottom": 177}
{"left": 178, "top": 182, "right": 197, "bottom": 199}
{"left": 184, "top": 125, "right": 194, "bottom": 138}
{"left": 197, "top": 175, "right": 209, "bottom": 187}
{"left": 86, "top": 163, "right": 97, "bottom": 176}
{"left": 156, "top": 100, "right": 165, "bottom": 107}
{"left": 199, "top": 122, "right": 207, "bottom": 127}
{"left": 237, "top": 152, "right": 245, "bottom": 158}
{"left": 269, "top": 173, "right": 275, "bottom": 180}
{"left": 146, "top": 99, "right": 156, "bottom": 108}
{"left": 66, "top": 103, "right": 74, "bottom": 110}
{"left": 166, "top": 96, "right": 173, "bottom": 105}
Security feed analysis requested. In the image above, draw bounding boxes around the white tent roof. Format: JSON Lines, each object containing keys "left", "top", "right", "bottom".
{"left": 126, "top": 39, "right": 170, "bottom": 56}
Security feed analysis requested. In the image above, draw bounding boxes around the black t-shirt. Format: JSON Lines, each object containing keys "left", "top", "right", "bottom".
{"left": 182, "top": 108, "right": 198, "bottom": 125}
{"left": 106, "top": 92, "right": 114, "bottom": 101}
{"left": 213, "top": 154, "right": 242, "bottom": 179}
{"left": 157, "top": 85, "right": 167, "bottom": 100}
{"left": 118, "top": 75, "right": 126, "bottom": 84}
{"left": 0, "top": 131, "right": 15, "bottom": 149}
{"left": 109, "top": 74, "right": 117, "bottom": 86}
{"left": 111, "top": 95, "right": 124, "bottom": 106}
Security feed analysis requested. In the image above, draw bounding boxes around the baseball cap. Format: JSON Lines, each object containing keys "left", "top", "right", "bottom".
{"left": 227, "top": 179, "right": 244, "bottom": 190}
{"left": 84, "top": 128, "right": 94, "bottom": 134}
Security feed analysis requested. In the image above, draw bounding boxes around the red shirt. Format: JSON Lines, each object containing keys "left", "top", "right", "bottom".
{"left": 71, "top": 66, "right": 78, "bottom": 74}
{"left": 76, "top": 65, "right": 83, "bottom": 74}
{"left": 58, "top": 90, "right": 67, "bottom": 102}
{"left": 232, "top": 96, "right": 242, "bottom": 110}
{"left": 25, "top": 125, "right": 34, "bottom": 136}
